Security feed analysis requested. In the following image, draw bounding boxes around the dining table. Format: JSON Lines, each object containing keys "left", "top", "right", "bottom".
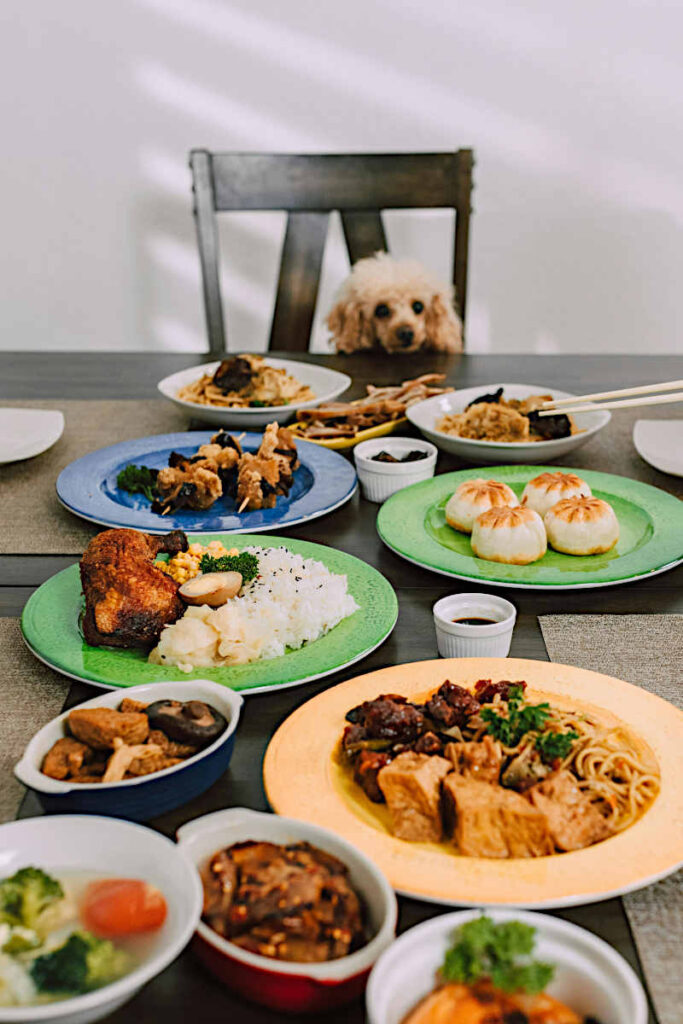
{"left": 2, "top": 348, "right": 682, "bottom": 1024}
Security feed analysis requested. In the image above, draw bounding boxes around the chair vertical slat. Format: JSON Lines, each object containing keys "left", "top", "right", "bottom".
{"left": 341, "top": 211, "right": 388, "bottom": 264}
{"left": 190, "top": 150, "right": 227, "bottom": 355}
{"left": 453, "top": 149, "right": 474, "bottom": 331}
{"left": 269, "top": 211, "right": 330, "bottom": 353}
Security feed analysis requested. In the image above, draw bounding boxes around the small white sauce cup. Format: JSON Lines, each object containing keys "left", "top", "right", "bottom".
{"left": 432, "top": 592, "right": 517, "bottom": 658}
{"left": 354, "top": 437, "right": 437, "bottom": 503}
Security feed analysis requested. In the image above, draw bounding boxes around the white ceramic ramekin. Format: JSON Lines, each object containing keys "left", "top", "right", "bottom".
{"left": 432, "top": 592, "right": 517, "bottom": 658}
{"left": 354, "top": 437, "right": 437, "bottom": 503}
{"left": 366, "top": 908, "right": 647, "bottom": 1024}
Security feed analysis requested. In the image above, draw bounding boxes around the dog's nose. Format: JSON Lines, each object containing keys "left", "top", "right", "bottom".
{"left": 396, "top": 327, "right": 414, "bottom": 346}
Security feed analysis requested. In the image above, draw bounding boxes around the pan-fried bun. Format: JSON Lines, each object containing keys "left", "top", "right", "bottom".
{"left": 544, "top": 496, "right": 619, "bottom": 556}
{"left": 445, "top": 478, "right": 519, "bottom": 534}
{"left": 521, "top": 471, "right": 591, "bottom": 518}
{"left": 471, "top": 505, "right": 547, "bottom": 565}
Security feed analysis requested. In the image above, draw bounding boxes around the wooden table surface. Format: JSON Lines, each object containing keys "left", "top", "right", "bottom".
{"left": 3, "top": 350, "right": 681, "bottom": 1024}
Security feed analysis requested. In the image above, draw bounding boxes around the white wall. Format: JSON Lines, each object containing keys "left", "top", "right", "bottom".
{"left": 1, "top": 0, "right": 682, "bottom": 355}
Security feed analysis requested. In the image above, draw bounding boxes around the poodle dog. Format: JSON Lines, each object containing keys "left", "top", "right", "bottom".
{"left": 326, "top": 253, "right": 462, "bottom": 355}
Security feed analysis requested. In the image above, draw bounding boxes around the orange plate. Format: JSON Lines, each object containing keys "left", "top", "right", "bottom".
{"left": 263, "top": 657, "right": 683, "bottom": 908}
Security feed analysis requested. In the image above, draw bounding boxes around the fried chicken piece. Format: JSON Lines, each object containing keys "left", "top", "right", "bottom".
{"left": 68, "top": 708, "right": 149, "bottom": 750}
{"left": 41, "top": 737, "right": 92, "bottom": 780}
{"left": 156, "top": 463, "right": 223, "bottom": 510}
{"left": 236, "top": 452, "right": 281, "bottom": 510}
{"left": 80, "top": 529, "right": 187, "bottom": 648}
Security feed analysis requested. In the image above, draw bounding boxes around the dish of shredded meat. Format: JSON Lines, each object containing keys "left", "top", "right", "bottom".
{"left": 201, "top": 840, "right": 367, "bottom": 962}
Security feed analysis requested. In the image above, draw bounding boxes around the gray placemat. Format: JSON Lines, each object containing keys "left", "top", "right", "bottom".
{"left": 0, "top": 618, "right": 70, "bottom": 823}
{"left": 0, "top": 400, "right": 189, "bottom": 554}
{"left": 539, "top": 613, "right": 683, "bottom": 1024}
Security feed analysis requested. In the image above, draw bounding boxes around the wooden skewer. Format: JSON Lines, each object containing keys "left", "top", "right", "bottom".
{"left": 542, "top": 379, "right": 683, "bottom": 409}
{"left": 238, "top": 496, "right": 250, "bottom": 513}
{"left": 537, "top": 391, "right": 683, "bottom": 417}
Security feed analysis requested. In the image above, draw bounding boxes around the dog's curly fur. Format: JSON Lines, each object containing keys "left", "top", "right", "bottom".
{"left": 326, "top": 253, "right": 463, "bottom": 355}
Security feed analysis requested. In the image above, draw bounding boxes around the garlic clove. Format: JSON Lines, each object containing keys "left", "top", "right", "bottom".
{"left": 179, "top": 571, "right": 243, "bottom": 607}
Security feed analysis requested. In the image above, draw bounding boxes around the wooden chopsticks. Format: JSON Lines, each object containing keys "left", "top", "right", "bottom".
{"left": 537, "top": 380, "right": 683, "bottom": 417}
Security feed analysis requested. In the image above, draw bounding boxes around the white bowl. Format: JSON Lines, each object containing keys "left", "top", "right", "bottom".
{"left": 407, "top": 383, "right": 611, "bottom": 464}
{"left": 432, "top": 592, "right": 516, "bottom": 658}
{"left": 176, "top": 807, "right": 398, "bottom": 1012}
{"left": 158, "top": 358, "right": 351, "bottom": 427}
{"left": 366, "top": 908, "right": 647, "bottom": 1024}
{"left": 0, "top": 815, "right": 203, "bottom": 1024}
{"left": 354, "top": 437, "right": 437, "bottom": 503}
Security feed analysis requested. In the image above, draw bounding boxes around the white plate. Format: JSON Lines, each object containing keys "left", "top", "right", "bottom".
{"left": 157, "top": 358, "right": 351, "bottom": 427}
{"left": 0, "top": 408, "right": 64, "bottom": 464}
{"left": 633, "top": 418, "right": 683, "bottom": 477}
{"left": 366, "top": 909, "right": 647, "bottom": 1024}
{"left": 407, "top": 383, "right": 610, "bottom": 464}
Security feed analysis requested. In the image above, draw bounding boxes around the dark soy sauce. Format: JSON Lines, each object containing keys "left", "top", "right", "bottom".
{"left": 452, "top": 616, "right": 498, "bottom": 626}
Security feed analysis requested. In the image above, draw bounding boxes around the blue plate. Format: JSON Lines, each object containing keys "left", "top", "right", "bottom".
{"left": 57, "top": 431, "right": 357, "bottom": 534}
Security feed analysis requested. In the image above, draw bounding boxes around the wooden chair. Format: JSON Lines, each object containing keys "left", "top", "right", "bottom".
{"left": 189, "top": 150, "right": 474, "bottom": 355}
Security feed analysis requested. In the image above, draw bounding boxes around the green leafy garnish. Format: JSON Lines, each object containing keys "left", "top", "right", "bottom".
{"left": 117, "top": 463, "right": 158, "bottom": 501}
{"left": 199, "top": 551, "right": 260, "bottom": 582}
{"left": 441, "top": 916, "right": 554, "bottom": 994}
{"left": 480, "top": 687, "right": 551, "bottom": 748}
{"left": 535, "top": 728, "right": 579, "bottom": 764}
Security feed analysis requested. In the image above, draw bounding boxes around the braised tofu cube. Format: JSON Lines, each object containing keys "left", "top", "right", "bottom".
{"left": 442, "top": 775, "right": 554, "bottom": 858}
{"left": 377, "top": 752, "right": 453, "bottom": 842}
{"left": 444, "top": 735, "right": 502, "bottom": 784}
{"left": 528, "top": 769, "right": 613, "bottom": 851}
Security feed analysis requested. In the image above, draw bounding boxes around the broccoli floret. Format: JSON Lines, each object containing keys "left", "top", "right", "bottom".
{"left": 30, "top": 931, "right": 130, "bottom": 995}
{"left": 0, "top": 925, "right": 41, "bottom": 955}
{"left": 116, "top": 463, "right": 158, "bottom": 501}
{"left": 0, "top": 868, "right": 64, "bottom": 930}
{"left": 199, "top": 551, "right": 259, "bottom": 582}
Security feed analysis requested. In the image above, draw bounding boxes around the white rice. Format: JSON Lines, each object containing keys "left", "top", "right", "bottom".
{"left": 149, "top": 545, "right": 360, "bottom": 672}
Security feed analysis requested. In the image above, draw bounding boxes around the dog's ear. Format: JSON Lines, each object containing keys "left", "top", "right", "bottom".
{"left": 425, "top": 291, "right": 463, "bottom": 353}
{"left": 326, "top": 297, "right": 372, "bottom": 353}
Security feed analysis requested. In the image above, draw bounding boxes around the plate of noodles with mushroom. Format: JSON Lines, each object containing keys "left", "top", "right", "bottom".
{"left": 376, "top": 464, "right": 683, "bottom": 589}
{"left": 21, "top": 531, "right": 398, "bottom": 694}
{"left": 407, "top": 383, "right": 611, "bottom": 464}
{"left": 263, "top": 656, "right": 683, "bottom": 908}
{"left": 56, "top": 424, "right": 357, "bottom": 534}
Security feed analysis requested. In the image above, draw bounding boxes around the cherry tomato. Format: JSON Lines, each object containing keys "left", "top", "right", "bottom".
{"left": 82, "top": 879, "right": 167, "bottom": 937}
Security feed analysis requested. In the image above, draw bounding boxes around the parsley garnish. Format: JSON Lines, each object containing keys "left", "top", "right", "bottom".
{"left": 441, "top": 916, "right": 554, "bottom": 994}
{"left": 535, "top": 728, "right": 579, "bottom": 764}
{"left": 199, "top": 551, "right": 260, "bottom": 582}
{"left": 116, "top": 464, "right": 158, "bottom": 502}
{"left": 480, "top": 688, "right": 551, "bottom": 747}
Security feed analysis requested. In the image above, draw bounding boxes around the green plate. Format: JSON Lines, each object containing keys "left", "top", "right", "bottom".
{"left": 377, "top": 465, "right": 683, "bottom": 589}
{"left": 21, "top": 533, "right": 398, "bottom": 693}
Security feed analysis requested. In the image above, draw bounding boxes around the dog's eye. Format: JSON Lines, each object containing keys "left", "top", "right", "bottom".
{"left": 412, "top": 300, "right": 424, "bottom": 314}
{"left": 374, "top": 303, "right": 390, "bottom": 319}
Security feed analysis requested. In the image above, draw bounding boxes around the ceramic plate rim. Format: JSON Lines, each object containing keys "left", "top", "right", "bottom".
{"left": 157, "top": 358, "right": 352, "bottom": 415}
{"left": 263, "top": 656, "right": 683, "bottom": 908}
{"left": 376, "top": 464, "right": 683, "bottom": 590}
{"left": 21, "top": 533, "right": 398, "bottom": 694}
{"left": 55, "top": 431, "right": 357, "bottom": 535}
{"left": 633, "top": 419, "right": 683, "bottom": 478}
{"left": 0, "top": 408, "right": 65, "bottom": 464}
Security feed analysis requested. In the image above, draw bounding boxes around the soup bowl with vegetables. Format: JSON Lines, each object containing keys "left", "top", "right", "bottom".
{"left": 366, "top": 909, "right": 646, "bottom": 1024}
{"left": 0, "top": 815, "right": 202, "bottom": 1024}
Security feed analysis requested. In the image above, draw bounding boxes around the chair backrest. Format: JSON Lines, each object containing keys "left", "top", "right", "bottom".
{"left": 190, "top": 150, "right": 474, "bottom": 355}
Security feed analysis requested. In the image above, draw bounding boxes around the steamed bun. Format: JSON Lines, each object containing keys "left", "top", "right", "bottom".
{"left": 471, "top": 506, "right": 547, "bottom": 565}
{"left": 544, "top": 496, "right": 619, "bottom": 556}
{"left": 445, "top": 478, "right": 519, "bottom": 534}
{"left": 521, "top": 471, "right": 591, "bottom": 518}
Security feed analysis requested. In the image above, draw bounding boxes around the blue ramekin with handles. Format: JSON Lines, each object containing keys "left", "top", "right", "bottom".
{"left": 14, "top": 679, "right": 243, "bottom": 821}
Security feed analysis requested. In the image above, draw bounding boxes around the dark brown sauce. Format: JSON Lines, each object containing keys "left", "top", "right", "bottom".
{"left": 452, "top": 616, "right": 498, "bottom": 625}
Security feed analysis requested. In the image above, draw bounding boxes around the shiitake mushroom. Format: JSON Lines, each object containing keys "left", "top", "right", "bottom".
{"left": 146, "top": 699, "right": 227, "bottom": 748}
